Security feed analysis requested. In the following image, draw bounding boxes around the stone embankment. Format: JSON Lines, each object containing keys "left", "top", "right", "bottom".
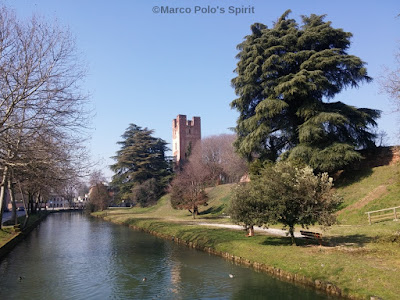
{"left": 0, "top": 213, "right": 49, "bottom": 260}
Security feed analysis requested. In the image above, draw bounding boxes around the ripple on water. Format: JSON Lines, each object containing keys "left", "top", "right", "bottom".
{"left": 0, "top": 213, "right": 336, "bottom": 300}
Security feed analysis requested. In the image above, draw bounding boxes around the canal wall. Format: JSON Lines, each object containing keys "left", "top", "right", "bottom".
{"left": 0, "top": 213, "right": 49, "bottom": 261}
{"left": 95, "top": 214, "right": 373, "bottom": 300}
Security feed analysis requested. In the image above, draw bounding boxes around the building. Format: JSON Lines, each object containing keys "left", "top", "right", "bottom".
{"left": 47, "top": 196, "right": 70, "bottom": 209}
{"left": 172, "top": 114, "right": 201, "bottom": 164}
{"left": 72, "top": 194, "right": 89, "bottom": 209}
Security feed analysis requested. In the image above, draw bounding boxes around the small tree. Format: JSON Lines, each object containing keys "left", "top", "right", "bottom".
{"left": 229, "top": 183, "right": 268, "bottom": 236}
{"left": 87, "top": 170, "right": 109, "bottom": 211}
{"left": 170, "top": 161, "right": 209, "bottom": 218}
{"left": 230, "top": 162, "right": 341, "bottom": 244}
{"left": 88, "top": 183, "right": 109, "bottom": 212}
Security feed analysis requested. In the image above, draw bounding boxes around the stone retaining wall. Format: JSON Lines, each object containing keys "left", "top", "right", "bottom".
{"left": 0, "top": 213, "right": 49, "bottom": 261}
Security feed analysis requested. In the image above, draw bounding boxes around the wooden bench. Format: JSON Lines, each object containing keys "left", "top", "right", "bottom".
{"left": 300, "top": 230, "right": 322, "bottom": 245}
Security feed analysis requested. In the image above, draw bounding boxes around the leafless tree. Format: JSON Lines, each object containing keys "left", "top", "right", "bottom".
{"left": 6, "top": 130, "right": 85, "bottom": 226}
{"left": 189, "top": 134, "right": 248, "bottom": 184}
{"left": 170, "top": 160, "right": 209, "bottom": 218}
{"left": 88, "top": 170, "right": 110, "bottom": 211}
{"left": 0, "top": 5, "right": 90, "bottom": 227}
{"left": 89, "top": 169, "right": 107, "bottom": 187}
{"left": 380, "top": 47, "right": 400, "bottom": 111}
{"left": 0, "top": 7, "right": 88, "bottom": 134}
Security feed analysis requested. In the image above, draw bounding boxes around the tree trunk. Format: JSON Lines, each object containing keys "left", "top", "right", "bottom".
{"left": 17, "top": 180, "right": 29, "bottom": 229}
{"left": 247, "top": 225, "right": 254, "bottom": 237}
{"left": 35, "top": 194, "right": 40, "bottom": 213}
{"left": 30, "top": 193, "right": 35, "bottom": 214}
{"left": 289, "top": 225, "right": 297, "bottom": 245}
{"left": 23, "top": 214, "right": 30, "bottom": 229}
{"left": 8, "top": 180, "right": 17, "bottom": 225}
{"left": 192, "top": 207, "right": 196, "bottom": 219}
{"left": 0, "top": 166, "right": 9, "bottom": 229}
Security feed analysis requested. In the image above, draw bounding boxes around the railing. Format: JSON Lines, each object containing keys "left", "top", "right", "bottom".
{"left": 365, "top": 206, "right": 400, "bottom": 225}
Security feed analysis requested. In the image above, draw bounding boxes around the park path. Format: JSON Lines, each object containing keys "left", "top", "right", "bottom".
{"left": 196, "top": 222, "right": 304, "bottom": 238}
{"left": 338, "top": 184, "right": 388, "bottom": 214}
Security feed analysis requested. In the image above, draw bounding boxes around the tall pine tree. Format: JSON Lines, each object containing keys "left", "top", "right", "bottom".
{"left": 231, "top": 10, "right": 380, "bottom": 172}
{"left": 110, "top": 124, "right": 171, "bottom": 203}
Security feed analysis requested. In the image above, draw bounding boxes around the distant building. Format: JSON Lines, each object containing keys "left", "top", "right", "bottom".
{"left": 47, "top": 196, "right": 70, "bottom": 209}
{"left": 4, "top": 189, "right": 25, "bottom": 211}
{"left": 172, "top": 114, "right": 201, "bottom": 164}
{"left": 72, "top": 194, "right": 89, "bottom": 209}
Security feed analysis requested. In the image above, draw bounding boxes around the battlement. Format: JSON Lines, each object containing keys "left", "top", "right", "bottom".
{"left": 172, "top": 114, "right": 201, "bottom": 163}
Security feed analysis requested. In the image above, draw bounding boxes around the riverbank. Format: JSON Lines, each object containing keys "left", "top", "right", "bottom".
{"left": 0, "top": 212, "right": 50, "bottom": 260}
{"left": 93, "top": 192, "right": 400, "bottom": 300}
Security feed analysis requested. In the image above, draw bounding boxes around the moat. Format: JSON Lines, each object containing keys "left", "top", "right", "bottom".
{"left": 0, "top": 213, "right": 338, "bottom": 299}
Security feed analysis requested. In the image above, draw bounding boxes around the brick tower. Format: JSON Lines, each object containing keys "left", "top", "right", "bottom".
{"left": 172, "top": 115, "right": 201, "bottom": 163}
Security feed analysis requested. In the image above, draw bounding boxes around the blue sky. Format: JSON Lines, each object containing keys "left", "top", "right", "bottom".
{"left": 6, "top": 0, "right": 400, "bottom": 179}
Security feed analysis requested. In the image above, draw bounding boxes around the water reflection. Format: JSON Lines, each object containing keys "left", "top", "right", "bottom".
{"left": 0, "top": 213, "right": 337, "bottom": 300}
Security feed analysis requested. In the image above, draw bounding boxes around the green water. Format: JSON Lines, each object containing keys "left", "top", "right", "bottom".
{"left": 0, "top": 213, "right": 338, "bottom": 299}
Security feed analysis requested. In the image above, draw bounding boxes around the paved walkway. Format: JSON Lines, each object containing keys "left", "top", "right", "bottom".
{"left": 197, "top": 222, "right": 304, "bottom": 238}
{"left": 2, "top": 211, "right": 26, "bottom": 225}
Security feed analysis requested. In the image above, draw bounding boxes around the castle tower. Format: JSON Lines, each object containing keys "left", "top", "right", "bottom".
{"left": 172, "top": 115, "right": 201, "bottom": 163}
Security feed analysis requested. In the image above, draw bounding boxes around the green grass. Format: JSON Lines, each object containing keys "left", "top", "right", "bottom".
{"left": 94, "top": 184, "right": 236, "bottom": 224}
{"left": 93, "top": 163, "right": 400, "bottom": 299}
{"left": 96, "top": 215, "right": 400, "bottom": 300}
{"left": 0, "top": 212, "right": 48, "bottom": 247}
{"left": 336, "top": 164, "right": 400, "bottom": 224}
{"left": 0, "top": 227, "right": 15, "bottom": 248}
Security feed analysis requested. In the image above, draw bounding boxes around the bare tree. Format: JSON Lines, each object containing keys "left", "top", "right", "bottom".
{"left": 170, "top": 160, "right": 209, "bottom": 218}
{"left": 0, "top": 7, "right": 88, "bottom": 134}
{"left": 89, "top": 169, "right": 107, "bottom": 187}
{"left": 380, "top": 48, "right": 400, "bottom": 110}
{"left": 0, "top": 5, "right": 90, "bottom": 227}
{"left": 88, "top": 170, "right": 110, "bottom": 211}
{"left": 189, "top": 134, "right": 248, "bottom": 184}
{"left": 7, "top": 130, "right": 86, "bottom": 227}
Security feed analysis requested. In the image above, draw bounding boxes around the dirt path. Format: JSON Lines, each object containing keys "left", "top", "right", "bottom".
{"left": 339, "top": 185, "right": 388, "bottom": 214}
{"left": 196, "top": 222, "right": 304, "bottom": 237}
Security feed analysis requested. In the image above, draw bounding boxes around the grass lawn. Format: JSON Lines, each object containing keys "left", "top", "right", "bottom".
{"left": 93, "top": 174, "right": 400, "bottom": 300}
{"left": 0, "top": 226, "right": 16, "bottom": 248}
{"left": 95, "top": 212, "right": 400, "bottom": 300}
{"left": 0, "top": 213, "right": 47, "bottom": 248}
{"left": 92, "top": 161, "right": 400, "bottom": 299}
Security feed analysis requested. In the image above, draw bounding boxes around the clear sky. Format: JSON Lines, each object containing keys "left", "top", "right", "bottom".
{"left": 5, "top": 0, "right": 400, "bottom": 179}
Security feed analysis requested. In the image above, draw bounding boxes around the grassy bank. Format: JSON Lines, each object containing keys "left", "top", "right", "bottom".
{"left": 0, "top": 212, "right": 49, "bottom": 249}
{"left": 0, "top": 226, "right": 16, "bottom": 248}
{"left": 95, "top": 212, "right": 399, "bottom": 299}
{"left": 335, "top": 164, "right": 400, "bottom": 225}
{"left": 93, "top": 178, "right": 400, "bottom": 300}
{"left": 93, "top": 162, "right": 400, "bottom": 299}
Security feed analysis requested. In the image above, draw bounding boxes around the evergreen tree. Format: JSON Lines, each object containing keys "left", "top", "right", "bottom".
{"left": 231, "top": 10, "right": 380, "bottom": 172}
{"left": 110, "top": 124, "right": 171, "bottom": 203}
